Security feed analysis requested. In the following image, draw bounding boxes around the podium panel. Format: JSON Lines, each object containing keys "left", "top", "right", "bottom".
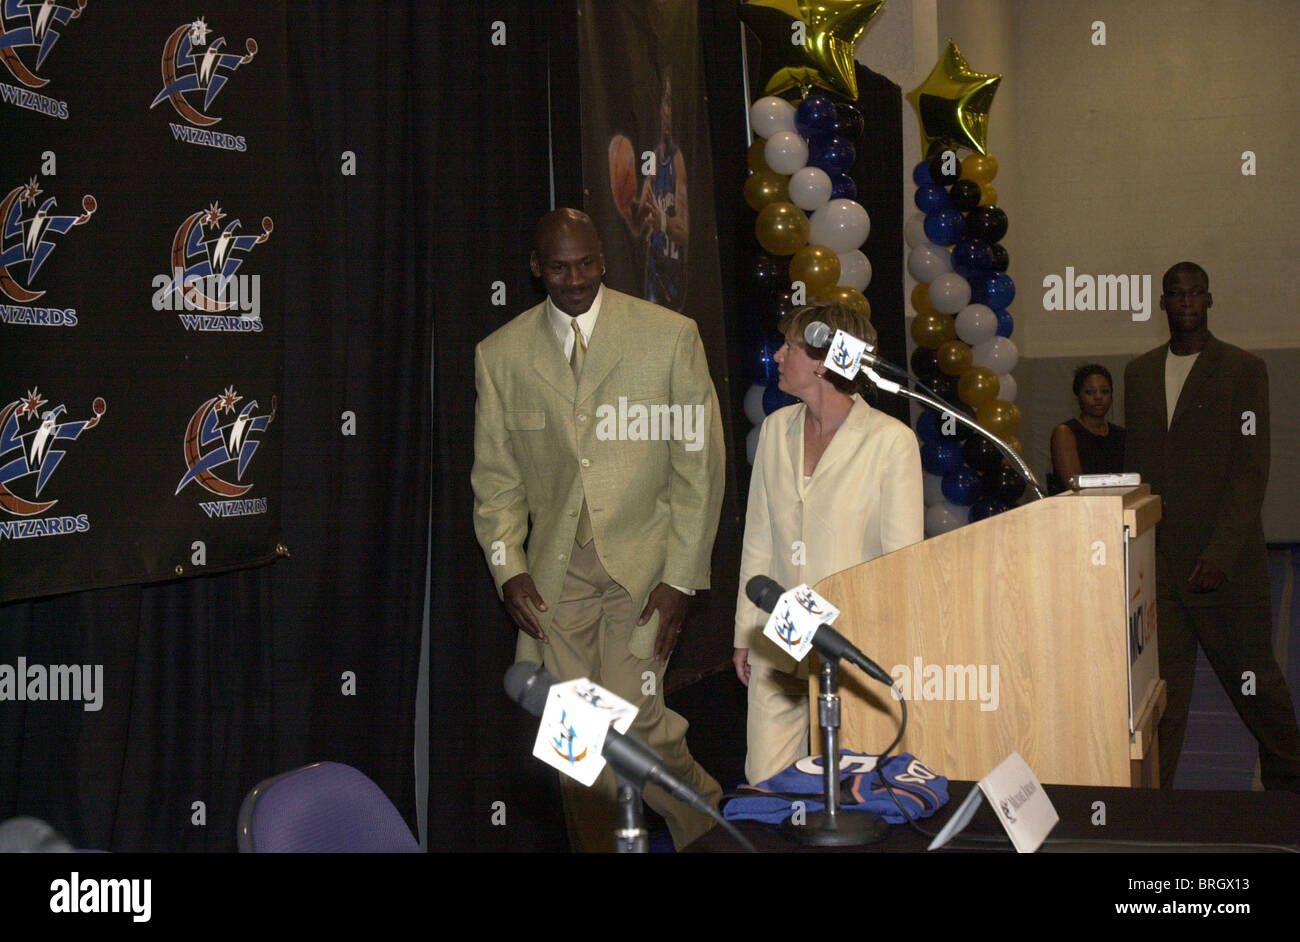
{"left": 812, "top": 486, "right": 1161, "bottom": 786}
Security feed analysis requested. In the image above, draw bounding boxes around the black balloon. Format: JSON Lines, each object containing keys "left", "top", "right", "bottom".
{"left": 833, "top": 101, "right": 864, "bottom": 140}
{"left": 910, "top": 346, "right": 941, "bottom": 383}
{"left": 965, "top": 206, "right": 1008, "bottom": 243}
{"left": 949, "top": 179, "right": 982, "bottom": 211}
{"left": 765, "top": 289, "right": 796, "bottom": 332}
{"left": 929, "top": 371, "right": 958, "bottom": 404}
{"left": 963, "top": 436, "right": 1005, "bottom": 475}
{"left": 989, "top": 242, "right": 1010, "bottom": 272}
{"left": 749, "top": 253, "right": 785, "bottom": 296}
{"left": 928, "top": 150, "right": 962, "bottom": 187}
{"left": 983, "top": 466, "right": 1027, "bottom": 504}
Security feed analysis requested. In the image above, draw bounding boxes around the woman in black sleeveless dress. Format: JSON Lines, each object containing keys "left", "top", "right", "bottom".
{"left": 1048, "top": 363, "right": 1125, "bottom": 494}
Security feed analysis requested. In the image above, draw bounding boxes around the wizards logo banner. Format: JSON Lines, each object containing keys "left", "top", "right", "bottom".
{"left": 1, "top": 1, "right": 286, "bottom": 603}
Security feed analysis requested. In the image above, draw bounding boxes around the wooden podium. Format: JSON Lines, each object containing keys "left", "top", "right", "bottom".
{"left": 812, "top": 485, "right": 1165, "bottom": 787}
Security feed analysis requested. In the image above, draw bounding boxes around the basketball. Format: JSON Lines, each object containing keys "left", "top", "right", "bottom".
{"left": 608, "top": 134, "right": 636, "bottom": 215}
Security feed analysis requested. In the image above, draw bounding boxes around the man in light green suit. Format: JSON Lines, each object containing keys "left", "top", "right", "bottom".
{"left": 472, "top": 209, "right": 725, "bottom": 850}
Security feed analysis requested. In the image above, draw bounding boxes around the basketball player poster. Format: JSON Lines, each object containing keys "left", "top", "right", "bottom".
{"left": 577, "top": 0, "right": 726, "bottom": 352}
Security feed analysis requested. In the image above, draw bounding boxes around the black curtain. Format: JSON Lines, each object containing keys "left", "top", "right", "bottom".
{"left": 0, "top": 2, "right": 431, "bottom": 850}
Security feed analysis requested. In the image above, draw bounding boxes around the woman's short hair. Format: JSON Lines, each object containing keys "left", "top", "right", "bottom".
{"left": 777, "top": 302, "right": 878, "bottom": 396}
{"left": 1072, "top": 363, "right": 1112, "bottom": 396}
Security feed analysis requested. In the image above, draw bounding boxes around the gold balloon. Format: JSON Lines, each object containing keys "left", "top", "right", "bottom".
{"left": 755, "top": 201, "right": 810, "bottom": 256}
{"left": 744, "top": 169, "right": 790, "bottom": 212}
{"left": 911, "top": 282, "right": 938, "bottom": 316}
{"left": 937, "top": 339, "right": 973, "bottom": 376}
{"left": 789, "top": 244, "right": 841, "bottom": 295}
{"left": 1005, "top": 435, "right": 1023, "bottom": 457}
{"left": 747, "top": 138, "right": 772, "bottom": 173}
{"left": 957, "top": 366, "right": 1000, "bottom": 407}
{"left": 818, "top": 285, "right": 871, "bottom": 321}
{"left": 978, "top": 184, "right": 998, "bottom": 207}
{"left": 739, "top": 0, "right": 886, "bottom": 100}
{"left": 976, "top": 398, "right": 1022, "bottom": 437}
{"left": 905, "top": 40, "right": 1002, "bottom": 156}
{"left": 910, "top": 312, "right": 954, "bottom": 350}
{"left": 962, "top": 153, "right": 998, "bottom": 186}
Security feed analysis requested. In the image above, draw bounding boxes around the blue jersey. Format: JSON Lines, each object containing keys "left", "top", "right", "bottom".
{"left": 645, "top": 140, "right": 685, "bottom": 310}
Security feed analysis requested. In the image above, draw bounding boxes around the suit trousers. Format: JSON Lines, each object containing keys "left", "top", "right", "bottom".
{"left": 1157, "top": 596, "right": 1300, "bottom": 791}
{"left": 546, "top": 539, "right": 722, "bottom": 851}
{"left": 744, "top": 658, "right": 811, "bottom": 785}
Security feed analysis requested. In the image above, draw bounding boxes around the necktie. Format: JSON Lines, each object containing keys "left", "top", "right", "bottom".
{"left": 570, "top": 320, "right": 593, "bottom": 546}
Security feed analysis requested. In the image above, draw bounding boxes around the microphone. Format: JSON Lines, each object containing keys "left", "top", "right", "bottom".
{"left": 745, "top": 576, "right": 894, "bottom": 687}
{"left": 0, "top": 817, "right": 74, "bottom": 853}
{"left": 503, "top": 662, "right": 717, "bottom": 817}
{"left": 803, "top": 320, "right": 835, "bottom": 348}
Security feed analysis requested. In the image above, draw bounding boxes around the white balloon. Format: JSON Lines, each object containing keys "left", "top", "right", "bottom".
{"left": 955, "top": 303, "right": 998, "bottom": 346}
{"left": 764, "top": 131, "right": 809, "bottom": 175}
{"left": 743, "top": 383, "right": 767, "bottom": 425}
{"left": 923, "top": 471, "right": 945, "bottom": 506}
{"left": 808, "top": 199, "right": 870, "bottom": 253}
{"left": 836, "top": 250, "right": 872, "bottom": 291}
{"left": 925, "top": 500, "right": 966, "bottom": 537}
{"left": 749, "top": 96, "right": 798, "bottom": 139}
{"left": 746, "top": 424, "right": 762, "bottom": 465}
{"left": 788, "top": 167, "right": 832, "bottom": 211}
{"left": 928, "top": 272, "right": 971, "bottom": 314}
{"left": 904, "top": 211, "right": 929, "bottom": 249}
{"left": 997, "top": 372, "right": 1018, "bottom": 402}
{"left": 971, "top": 336, "right": 1020, "bottom": 374}
{"left": 906, "top": 244, "right": 952, "bottom": 283}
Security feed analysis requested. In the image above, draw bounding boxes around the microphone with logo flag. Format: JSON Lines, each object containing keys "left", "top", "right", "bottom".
{"left": 503, "top": 662, "right": 755, "bottom": 852}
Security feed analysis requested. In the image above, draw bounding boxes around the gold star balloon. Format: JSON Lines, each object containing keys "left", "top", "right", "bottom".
{"left": 740, "top": 0, "right": 887, "bottom": 101}
{"left": 906, "top": 40, "right": 1001, "bottom": 156}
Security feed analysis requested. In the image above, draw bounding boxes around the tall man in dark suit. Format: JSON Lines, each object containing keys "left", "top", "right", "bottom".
{"left": 472, "top": 209, "right": 725, "bottom": 849}
{"left": 1123, "top": 261, "right": 1300, "bottom": 791}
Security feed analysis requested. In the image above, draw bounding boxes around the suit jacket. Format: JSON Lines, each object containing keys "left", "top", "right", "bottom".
{"left": 1122, "top": 334, "right": 1270, "bottom": 607}
{"left": 734, "top": 397, "right": 925, "bottom": 671}
{"left": 472, "top": 288, "right": 725, "bottom": 662}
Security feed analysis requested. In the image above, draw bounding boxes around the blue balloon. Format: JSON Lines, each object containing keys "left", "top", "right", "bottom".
{"left": 763, "top": 380, "right": 799, "bottom": 414}
{"left": 748, "top": 333, "right": 782, "bottom": 384}
{"left": 914, "top": 184, "right": 949, "bottom": 213}
{"left": 951, "top": 238, "right": 993, "bottom": 278}
{"left": 795, "top": 95, "right": 838, "bottom": 140}
{"left": 942, "top": 466, "right": 983, "bottom": 506}
{"left": 982, "top": 272, "right": 1016, "bottom": 310}
{"left": 808, "top": 136, "right": 856, "bottom": 176}
{"left": 923, "top": 208, "right": 965, "bottom": 247}
{"left": 921, "top": 440, "right": 965, "bottom": 476}
{"left": 916, "top": 408, "right": 961, "bottom": 443}
{"left": 967, "top": 273, "right": 994, "bottom": 307}
{"left": 994, "top": 308, "right": 1014, "bottom": 338}
{"left": 829, "top": 174, "right": 857, "bottom": 201}
{"left": 912, "top": 160, "right": 934, "bottom": 186}
{"left": 969, "top": 497, "right": 1010, "bottom": 521}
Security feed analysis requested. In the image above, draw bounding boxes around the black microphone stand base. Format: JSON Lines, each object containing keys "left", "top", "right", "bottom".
{"left": 780, "top": 810, "right": 889, "bottom": 847}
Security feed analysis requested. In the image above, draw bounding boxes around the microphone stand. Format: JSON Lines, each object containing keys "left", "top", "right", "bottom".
{"left": 612, "top": 771, "right": 649, "bottom": 853}
{"left": 859, "top": 362, "right": 1046, "bottom": 500}
{"left": 781, "top": 658, "right": 888, "bottom": 846}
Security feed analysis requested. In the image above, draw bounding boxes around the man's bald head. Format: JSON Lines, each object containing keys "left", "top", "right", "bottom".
{"left": 531, "top": 209, "right": 605, "bottom": 316}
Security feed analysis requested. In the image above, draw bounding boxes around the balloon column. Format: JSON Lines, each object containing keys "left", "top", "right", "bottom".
{"left": 737, "top": 0, "right": 887, "bottom": 464}
{"left": 905, "top": 41, "right": 1024, "bottom": 534}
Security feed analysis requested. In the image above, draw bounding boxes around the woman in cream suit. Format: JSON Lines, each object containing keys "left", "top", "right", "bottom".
{"left": 734, "top": 302, "right": 925, "bottom": 784}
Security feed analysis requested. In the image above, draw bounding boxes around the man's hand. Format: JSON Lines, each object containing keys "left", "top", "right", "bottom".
{"left": 733, "top": 648, "right": 751, "bottom": 687}
{"left": 639, "top": 582, "right": 689, "bottom": 662}
{"left": 502, "top": 573, "right": 548, "bottom": 642}
{"left": 1187, "top": 559, "right": 1227, "bottom": 593}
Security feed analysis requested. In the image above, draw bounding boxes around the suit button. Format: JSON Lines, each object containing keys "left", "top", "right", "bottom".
{"left": 558, "top": 553, "right": 567, "bottom": 562}
{"left": 568, "top": 510, "right": 577, "bottom": 517}
{"left": 580, "top": 458, "right": 591, "bottom": 467}
{"left": 577, "top": 414, "right": 587, "bottom": 423}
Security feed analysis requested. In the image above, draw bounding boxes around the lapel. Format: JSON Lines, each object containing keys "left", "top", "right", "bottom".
{"left": 528, "top": 303, "right": 577, "bottom": 402}
{"left": 1169, "top": 334, "right": 1223, "bottom": 432}
{"left": 787, "top": 397, "right": 868, "bottom": 495}
{"left": 576, "top": 288, "right": 626, "bottom": 405}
